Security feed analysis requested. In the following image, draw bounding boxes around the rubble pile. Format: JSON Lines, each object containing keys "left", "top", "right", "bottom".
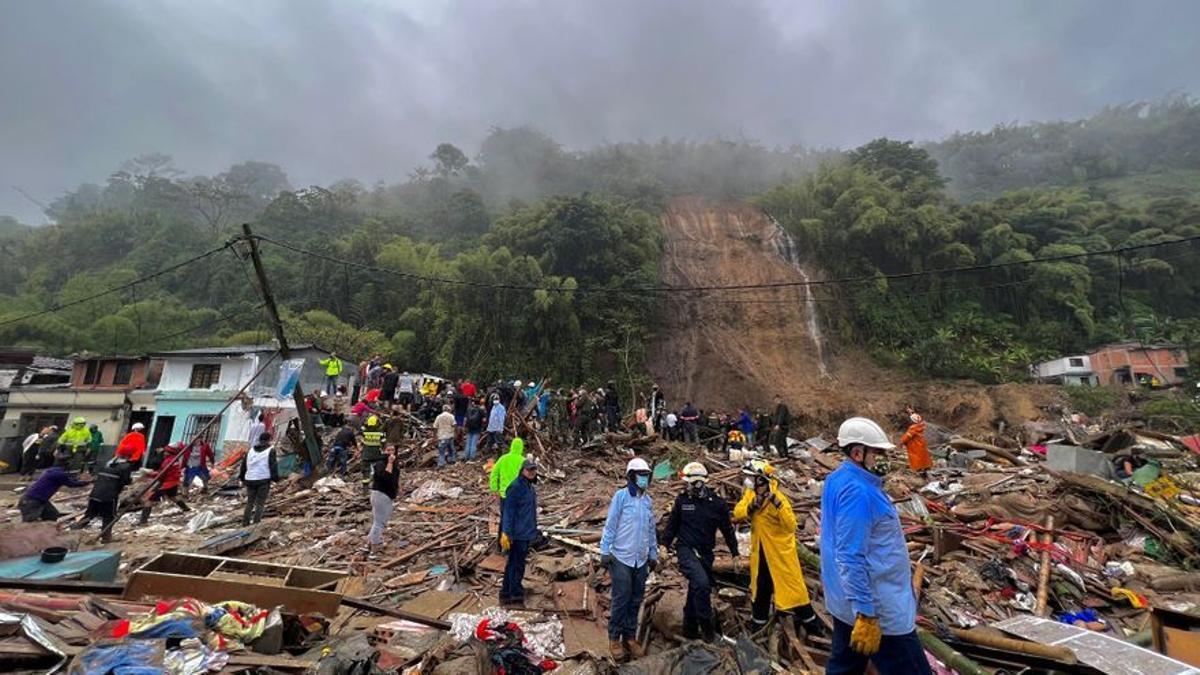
{"left": 2, "top": 408, "right": 1200, "bottom": 673}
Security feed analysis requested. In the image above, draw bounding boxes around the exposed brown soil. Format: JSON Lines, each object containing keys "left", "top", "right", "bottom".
{"left": 647, "top": 196, "right": 1063, "bottom": 437}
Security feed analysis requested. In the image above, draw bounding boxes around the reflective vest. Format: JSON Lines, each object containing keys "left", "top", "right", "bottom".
{"left": 320, "top": 357, "right": 343, "bottom": 377}
{"left": 361, "top": 430, "right": 384, "bottom": 461}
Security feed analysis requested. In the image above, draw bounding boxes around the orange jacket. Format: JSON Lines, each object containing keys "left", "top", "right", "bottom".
{"left": 900, "top": 421, "right": 932, "bottom": 471}
{"left": 115, "top": 431, "right": 147, "bottom": 463}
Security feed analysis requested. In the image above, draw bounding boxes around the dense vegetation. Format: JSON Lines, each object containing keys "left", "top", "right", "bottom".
{"left": 1, "top": 101, "right": 1198, "bottom": 389}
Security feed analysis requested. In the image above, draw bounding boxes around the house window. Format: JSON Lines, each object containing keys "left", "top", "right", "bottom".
{"left": 82, "top": 361, "right": 100, "bottom": 385}
{"left": 1068, "top": 357, "right": 1084, "bottom": 368}
{"left": 183, "top": 414, "right": 221, "bottom": 446}
{"left": 113, "top": 361, "right": 134, "bottom": 385}
{"left": 1176, "top": 367, "right": 1190, "bottom": 379}
{"left": 189, "top": 364, "right": 222, "bottom": 389}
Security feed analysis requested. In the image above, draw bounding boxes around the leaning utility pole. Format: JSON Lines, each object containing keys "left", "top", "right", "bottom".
{"left": 241, "top": 223, "right": 323, "bottom": 472}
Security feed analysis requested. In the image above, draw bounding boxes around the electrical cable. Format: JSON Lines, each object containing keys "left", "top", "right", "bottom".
{"left": 250, "top": 232, "right": 1200, "bottom": 295}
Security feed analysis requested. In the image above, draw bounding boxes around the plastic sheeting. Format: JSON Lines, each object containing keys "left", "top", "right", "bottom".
{"left": 448, "top": 607, "right": 564, "bottom": 659}
{"left": 1, "top": 610, "right": 69, "bottom": 673}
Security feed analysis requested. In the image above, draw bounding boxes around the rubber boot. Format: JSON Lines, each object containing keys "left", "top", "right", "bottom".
{"left": 794, "top": 603, "right": 827, "bottom": 639}
{"left": 682, "top": 616, "right": 700, "bottom": 640}
{"left": 701, "top": 617, "right": 717, "bottom": 643}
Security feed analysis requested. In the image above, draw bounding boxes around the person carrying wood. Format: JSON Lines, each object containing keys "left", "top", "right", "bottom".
{"left": 899, "top": 411, "right": 932, "bottom": 475}
{"left": 733, "top": 459, "right": 825, "bottom": 640}
{"left": 661, "top": 461, "right": 739, "bottom": 642}
{"left": 600, "top": 457, "right": 658, "bottom": 661}
{"left": 820, "top": 417, "right": 930, "bottom": 675}
{"left": 499, "top": 458, "right": 539, "bottom": 607}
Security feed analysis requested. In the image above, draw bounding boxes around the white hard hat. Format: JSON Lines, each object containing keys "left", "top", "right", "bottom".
{"left": 131, "top": 423, "right": 145, "bottom": 430}
{"left": 837, "top": 417, "right": 895, "bottom": 451}
{"left": 514, "top": 380, "right": 523, "bottom": 388}
{"left": 626, "top": 457, "right": 651, "bottom": 474}
{"left": 681, "top": 461, "right": 708, "bottom": 482}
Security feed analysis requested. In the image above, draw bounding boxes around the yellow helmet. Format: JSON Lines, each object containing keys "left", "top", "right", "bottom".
{"left": 742, "top": 458, "right": 774, "bottom": 478}
{"left": 366, "top": 415, "right": 380, "bottom": 428}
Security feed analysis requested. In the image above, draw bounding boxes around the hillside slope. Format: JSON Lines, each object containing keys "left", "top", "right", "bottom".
{"left": 647, "top": 196, "right": 1060, "bottom": 434}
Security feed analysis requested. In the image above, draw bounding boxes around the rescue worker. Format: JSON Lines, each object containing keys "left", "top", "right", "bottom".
{"left": 600, "top": 457, "right": 658, "bottom": 661}
{"left": 73, "top": 458, "right": 134, "bottom": 542}
{"left": 499, "top": 458, "right": 539, "bottom": 607}
{"left": 87, "top": 423, "right": 104, "bottom": 473}
{"left": 114, "top": 423, "right": 148, "bottom": 464}
{"left": 489, "top": 437, "right": 525, "bottom": 544}
{"left": 661, "top": 462, "right": 739, "bottom": 642}
{"left": 359, "top": 415, "right": 385, "bottom": 491}
{"left": 733, "top": 459, "right": 825, "bottom": 639}
{"left": 318, "top": 352, "right": 343, "bottom": 394}
{"left": 898, "top": 412, "right": 931, "bottom": 474}
{"left": 821, "top": 418, "right": 929, "bottom": 674}
{"left": 57, "top": 417, "right": 92, "bottom": 472}
{"left": 18, "top": 455, "right": 90, "bottom": 521}
{"left": 240, "top": 432, "right": 280, "bottom": 525}
{"left": 139, "top": 442, "right": 191, "bottom": 524}
{"left": 327, "top": 422, "right": 356, "bottom": 476}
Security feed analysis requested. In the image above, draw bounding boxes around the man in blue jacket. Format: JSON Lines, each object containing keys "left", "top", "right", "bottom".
{"left": 600, "top": 457, "right": 658, "bottom": 662}
{"left": 499, "top": 458, "right": 539, "bottom": 607}
{"left": 820, "top": 417, "right": 931, "bottom": 675}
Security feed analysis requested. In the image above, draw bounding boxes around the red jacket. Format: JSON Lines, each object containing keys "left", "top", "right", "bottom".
{"left": 184, "top": 441, "right": 215, "bottom": 470}
{"left": 115, "top": 431, "right": 147, "bottom": 463}
{"left": 155, "top": 445, "right": 187, "bottom": 489}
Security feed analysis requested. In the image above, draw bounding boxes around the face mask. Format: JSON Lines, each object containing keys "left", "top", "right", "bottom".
{"left": 635, "top": 475, "right": 650, "bottom": 490}
{"left": 688, "top": 480, "right": 704, "bottom": 496}
{"left": 743, "top": 477, "right": 755, "bottom": 490}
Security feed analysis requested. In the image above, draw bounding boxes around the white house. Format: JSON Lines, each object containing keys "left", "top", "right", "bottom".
{"left": 149, "top": 345, "right": 345, "bottom": 457}
{"left": 1033, "top": 355, "right": 1099, "bottom": 386}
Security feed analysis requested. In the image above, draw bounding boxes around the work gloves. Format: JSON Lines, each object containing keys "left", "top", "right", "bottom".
{"left": 500, "top": 533, "right": 511, "bottom": 553}
{"left": 850, "top": 614, "right": 881, "bottom": 656}
{"left": 600, "top": 553, "right": 613, "bottom": 570}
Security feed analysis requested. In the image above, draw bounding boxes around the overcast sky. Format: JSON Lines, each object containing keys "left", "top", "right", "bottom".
{"left": 2, "top": 0, "right": 1198, "bottom": 223}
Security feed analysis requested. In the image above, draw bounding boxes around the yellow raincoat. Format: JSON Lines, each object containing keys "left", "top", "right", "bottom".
{"left": 733, "top": 480, "right": 811, "bottom": 611}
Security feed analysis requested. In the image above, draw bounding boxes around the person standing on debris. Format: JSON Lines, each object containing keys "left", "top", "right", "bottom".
{"left": 87, "top": 424, "right": 104, "bottom": 473}
{"left": 184, "top": 438, "right": 216, "bottom": 492}
{"left": 114, "top": 423, "right": 147, "bottom": 464}
{"left": 575, "top": 389, "right": 595, "bottom": 444}
{"left": 72, "top": 458, "right": 134, "bottom": 542}
{"left": 139, "top": 442, "right": 192, "bottom": 524}
{"left": 327, "top": 422, "right": 356, "bottom": 476}
{"left": 319, "top": 352, "right": 343, "bottom": 395}
{"left": 680, "top": 402, "right": 700, "bottom": 444}
{"left": 737, "top": 407, "right": 756, "bottom": 446}
{"left": 661, "top": 462, "right": 739, "bottom": 642}
{"left": 486, "top": 395, "right": 507, "bottom": 452}
{"left": 647, "top": 384, "right": 665, "bottom": 432}
{"left": 239, "top": 432, "right": 280, "bottom": 526}
{"left": 821, "top": 417, "right": 929, "bottom": 675}
{"left": 38, "top": 425, "right": 60, "bottom": 469}
{"left": 465, "top": 398, "right": 485, "bottom": 461}
{"left": 500, "top": 458, "right": 540, "bottom": 607}
{"left": 366, "top": 445, "right": 401, "bottom": 558}
{"left": 57, "top": 417, "right": 92, "bottom": 472}
{"left": 18, "top": 455, "right": 90, "bottom": 522}
{"left": 604, "top": 381, "right": 621, "bottom": 432}
{"left": 734, "top": 459, "right": 826, "bottom": 639}
{"left": 359, "top": 415, "right": 385, "bottom": 490}
{"left": 770, "top": 395, "right": 792, "bottom": 456}
{"left": 20, "top": 427, "right": 46, "bottom": 477}
{"left": 435, "top": 404, "right": 457, "bottom": 467}
{"left": 381, "top": 364, "right": 399, "bottom": 407}
{"left": 489, "top": 437, "right": 525, "bottom": 507}
{"left": 600, "top": 457, "right": 658, "bottom": 661}
{"left": 899, "top": 412, "right": 932, "bottom": 475}
{"left": 398, "top": 370, "right": 417, "bottom": 411}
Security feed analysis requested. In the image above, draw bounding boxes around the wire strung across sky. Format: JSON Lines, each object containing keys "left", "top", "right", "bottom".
{"left": 252, "top": 232, "right": 1200, "bottom": 295}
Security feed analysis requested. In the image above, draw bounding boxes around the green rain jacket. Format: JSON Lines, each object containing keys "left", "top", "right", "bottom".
{"left": 488, "top": 437, "right": 525, "bottom": 498}
{"left": 58, "top": 420, "right": 92, "bottom": 451}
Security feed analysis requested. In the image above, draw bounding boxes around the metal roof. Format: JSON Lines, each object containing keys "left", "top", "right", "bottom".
{"left": 150, "top": 343, "right": 324, "bottom": 357}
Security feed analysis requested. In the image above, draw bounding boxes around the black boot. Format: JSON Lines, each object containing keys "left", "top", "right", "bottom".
{"left": 700, "top": 617, "right": 717, "bottom": 643}
{"left": 682, "top": 616, "right": 700, "bottom": 640}
{"left": 793, "top": 604, "right": 827, "bottom": 639}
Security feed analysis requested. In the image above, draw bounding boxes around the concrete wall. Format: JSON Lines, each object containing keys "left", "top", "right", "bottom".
{"left": 0, "top": 389, "right": 128, "bottom": 441}
{"left": 1090, "top": 344, "right": 1189, "bottom": 386}
{"left": 71, "top": 358, "right": 161, "bottom": 390}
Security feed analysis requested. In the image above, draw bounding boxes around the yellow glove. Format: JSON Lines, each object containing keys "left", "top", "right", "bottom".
{"left": 500, "top": 533, "right": 511, "bottom": 552}
{"left": 849, "top": 614, "right": 881, "bottom": 656}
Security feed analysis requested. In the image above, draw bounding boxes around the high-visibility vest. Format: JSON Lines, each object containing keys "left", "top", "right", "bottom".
{"left": 321, "top": 357, "right": 343, "bottom": 377}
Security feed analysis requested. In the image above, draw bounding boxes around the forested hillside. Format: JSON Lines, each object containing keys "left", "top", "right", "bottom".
{"left": 1, "top": 103, "right": 1198, "bottom": 388}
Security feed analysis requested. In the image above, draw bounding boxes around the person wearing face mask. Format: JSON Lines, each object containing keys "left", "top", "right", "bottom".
{"left": 599, "top": 457, "right": 658, "bottom": 662}
{"left": 733, "top": 459, "right": 825, "bottom": 640}
{"left": 821, "top": 417, "right": 929, "bottom": 675}
{"left": 661, "top": 462, "right": 739, "bottom": 642}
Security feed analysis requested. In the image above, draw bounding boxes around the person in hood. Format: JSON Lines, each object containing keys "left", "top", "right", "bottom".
{"left": 500, "top": 458, "right": 539, "bottom": 607}
{"left": 56, "top": 417, "right": 91, "bottom": 472}
{"left": 734, "top": 459, "right": 825, "bottom": 640}
{"left": 19, "top": 455, "right": 89, "bottom": 522}
{"left": 899, "top": 411, "right": 931, "bottom": 474}
{"left": 139, "top": 442, "right": 192, "bottom": 524}
{"left": 87, "top": 424, "right": 104, "bottom": 473}
{"left": 600, "top": 457, "right": 658, "bottom": 661}
{"left": 239, "top": 432, "right": 280, "bottom": 525}
{"left": 73, "top": 458, "right": 134, "bottom": 542}
{"left": 115, "top": 423, "right": 147, "bottom": 464}
{"left": 662, "top": 461, "right": 739, "bottom": 642}
{"left": 489, "top": 436, "right": 525, "bottom": 544}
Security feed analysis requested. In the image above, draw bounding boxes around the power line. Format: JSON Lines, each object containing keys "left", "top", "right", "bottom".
{"left": 142, "top": 302, "right": 267, "bottom": 348}
{"left": 251, "top": 232, "right": 1200, "bottom": 295}
{"left": 0, "top": 241, "right": 235, "bottom": 329}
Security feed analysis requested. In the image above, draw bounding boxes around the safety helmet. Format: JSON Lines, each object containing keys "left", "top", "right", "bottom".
{"left": 910, "top": 413, "right": 923, "bottom": 424}
{"left": 366, "top": 415, "right": 380, "bottom": 428}
{"left": 742, "top": 458, "right": 774, "bottom": 478}
{"left": 681, "top": 462, "right": 708, "bottom": 483}
{"left": 514, "top": 380, "right": 523, "bottom": 388}
{"left": 131, "top": 423, "right": 145, "bottom": 430}
{"left": 837, "top": 417, "right": 895, "bottom": 451}
{"left": 73, "top": 417, "right": 86, "bottom": 425}
{"left": 626, "top": 457, "right": 651, "bottom": 474}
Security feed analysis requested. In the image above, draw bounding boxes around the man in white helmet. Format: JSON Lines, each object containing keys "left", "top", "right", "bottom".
{"left": 821, "top": 417, "right": 930, "bottom": 674}
{"left": 661, "top": 461, "right": 738, "bottom": 642}
{"left": 599, "top": 456, "right": 658, "bottom": 661}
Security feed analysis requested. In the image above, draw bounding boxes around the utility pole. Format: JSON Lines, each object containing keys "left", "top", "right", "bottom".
{"left": 241, "top": 223, "right": 323, "bottom": 472}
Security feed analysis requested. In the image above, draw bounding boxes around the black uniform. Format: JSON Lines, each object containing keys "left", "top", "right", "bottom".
{"left": 75, "top": 462, "right": 133, "bottom": 542}
{"left": 661, "top": 487, "right": 739, "bottom": 639}
{"left": 381, "top": 371, "right": 399, "bottom": 402}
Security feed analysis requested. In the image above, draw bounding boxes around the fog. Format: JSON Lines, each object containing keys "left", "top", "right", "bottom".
{"left": 2, "top": 0, "right": 1198, "bottom": 223}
